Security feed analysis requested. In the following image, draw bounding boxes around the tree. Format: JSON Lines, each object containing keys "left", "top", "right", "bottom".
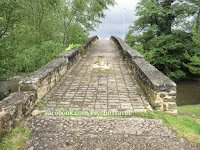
{"left": 52, "top": 0, "right": 115, "bottom": 46}
{"left": 0, "top": 0, "right": 115, "bottom": 78}
{"left": 0, "top": 0, "right": 20, "bottom": 39}
{"left": 184, "top": 23, "right": 200, "bottom": 75}
{"left": 126, "top": 0, "right": 199, "bottom": 80}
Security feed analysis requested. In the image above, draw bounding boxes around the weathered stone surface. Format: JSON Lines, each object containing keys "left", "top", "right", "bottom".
{"left": 39, "top": 40, "right": 148, "bottom": 113}
{"left": 25, "top": 116, "right": 200, "bottom": 150}
{"left": 31, "top": 110, "right": 45, "bottom": 116}
{"left": 111, "top": 36, "right": 177, "bottom": 114}
{"left": 19, "top": 59, "right": 68, "bottom": 100}
{"left": 0, "top": 91, "right": 36, "bottom": 138}
{"left": 19, "top": 36, "right": 98, "bottom": 100}
{"left": 111, "top": 36, "right": 144, "bottom": 59}
{"left": 1, "top": 36, "right": 98, "bottom": 138}
{"left": 57, "top": 36, "right": 98, "bottom": 59}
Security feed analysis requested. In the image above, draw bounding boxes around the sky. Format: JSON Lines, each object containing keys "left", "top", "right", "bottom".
{"left": 90, "top": 0, "right": 140, "bottom": 40}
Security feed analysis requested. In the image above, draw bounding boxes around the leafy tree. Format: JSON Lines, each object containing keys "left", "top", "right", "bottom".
{"left": 0, "top": 0, "right": 20, "bottom": 39}
{"left": 0, "top": 0, "right": 115, "bottom": 78}
{"left": 126, "top": 0, "right": 199, "bottom": 80}
{"left": 184, "top": 24, "right": 200, "bottom": 75}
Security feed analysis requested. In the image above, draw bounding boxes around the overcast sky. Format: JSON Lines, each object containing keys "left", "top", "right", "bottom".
{"left": 90, "top": 0, "right": 140, "bottom": 40}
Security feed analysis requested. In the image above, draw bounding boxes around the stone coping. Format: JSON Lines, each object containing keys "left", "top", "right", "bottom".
{"left": 19, "top": 59, "right": 67, "bottom": 85}
{"left": 0, "top": 36, "right": 98, "bottom": 138}
{"left": 133, "top": 59, "right": 176, "bottom": 91}
{"left": 111, "top": 36, "right": 177, "bottom": 114}
{"left": 19, "top": 36, "right": 98, "bottom": 99}
{"left": 111, "top": 36, "right": 143, "bottom": 59}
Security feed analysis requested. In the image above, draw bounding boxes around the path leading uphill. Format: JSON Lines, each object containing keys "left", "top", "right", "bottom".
{"left": 25, "top": 40, "right": 199, "bottom": 150}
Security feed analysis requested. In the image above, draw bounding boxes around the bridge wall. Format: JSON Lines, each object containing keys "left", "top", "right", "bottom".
{"left": 111, "top": 36, "right": 177, "bottom": 114}
{"left": 0, "top": 36, "right": 98, "bottom": 137}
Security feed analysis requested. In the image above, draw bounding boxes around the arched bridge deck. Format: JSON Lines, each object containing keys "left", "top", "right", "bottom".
{"left": 41, "top": 40, "right": 148, "bottom": 113}
{"left": 2, "top": 36, "right": 197, "bottom": 150}
{"left": 1, "top": 36, "right": 177, "bottom": 145}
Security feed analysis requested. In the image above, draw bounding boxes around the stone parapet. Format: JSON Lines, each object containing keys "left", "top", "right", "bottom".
{"left": 111, "top": 36, "right": 177, "bottom": 114}
{"left": 19, "top": 36, "right": 98, "bottom": 100}
{"left": 0, "top": 92, "right": 36, "bottom": 138}
{"left": 0, "top": 36, "right": 98, "bottom": 138}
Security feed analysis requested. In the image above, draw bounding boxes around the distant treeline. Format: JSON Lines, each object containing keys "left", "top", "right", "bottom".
{"left": 126, "top": 0, "right": 200, "bottom": 81}
{"left": 0, "top": 0, "right": 115, "bottom": 78}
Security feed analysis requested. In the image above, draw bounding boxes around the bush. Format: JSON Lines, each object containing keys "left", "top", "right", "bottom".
{"left": 13, "top": 41, "right": 64, "bottom": 73}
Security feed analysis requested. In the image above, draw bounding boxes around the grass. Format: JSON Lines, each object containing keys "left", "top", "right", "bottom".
{"left": 0, "top": 124, "right": 31, "bottom": 150}
{"left": 36, "top": 98, "right": 51, "bottom": 110}
{"left": 133, "top": 109, "right": 200, "bottom": 145}
{"left": 133, "top": 110, "right": 157, "bottom": 119}
{"left": 154, "top": 110, "right": 200, "bottom": 145}
{"left": 178, "top": 104, "right": 200, "bottom": 116}
{"left": 105, "top": 69, "right": 112, "bottom": 72}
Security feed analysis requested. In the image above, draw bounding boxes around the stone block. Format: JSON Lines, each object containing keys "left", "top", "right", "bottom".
{"left": 0, "top": 91, "right": 36, "bottom": 138}
{"left": 0, "top": 35, "right": 99, "bottom": 139}
{"left": 111, "top": 35, "right": 177, "bottom": 114}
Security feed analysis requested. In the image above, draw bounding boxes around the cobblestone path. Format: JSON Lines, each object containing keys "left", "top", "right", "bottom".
{"left": 40, "top": 40, "right": 148, "bottom": 113}
{"left": 26, "top": 40, "right": 200, "bottom": 150}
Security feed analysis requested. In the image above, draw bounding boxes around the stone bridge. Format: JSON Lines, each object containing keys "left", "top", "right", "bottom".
{"left": 0, "top": 36, "right": 190, "bottom": 150}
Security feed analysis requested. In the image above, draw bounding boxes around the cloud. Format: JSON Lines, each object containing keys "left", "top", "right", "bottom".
{"left": 90, "top": 0, "right": 140, "bottom": 39}
{"left": 91, "top": 23, "right": 132, "bottom": 39}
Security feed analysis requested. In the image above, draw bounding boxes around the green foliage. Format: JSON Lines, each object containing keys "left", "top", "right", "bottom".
{"left": 184, "top": 23, "right": 200, "bottom": 75}
{"left": 125, "top": 0, "right": 200, "bottom": 81}
{"left": 0, "top": 0, "right": 115, "bottom": 78}
{"left": 2, "top": 41, "right": 64, "bottom": 74}
{"left": 0, "top": 0, "right": 20, "bottom": 39}
{"left": 184, "top": 52, "right": 200, "bottom": 75}
{"left": 65, "top": 44, "right": 82, "bottom": 51}
{"left": 0, "top": 125, "right": 31, "bottom": 150}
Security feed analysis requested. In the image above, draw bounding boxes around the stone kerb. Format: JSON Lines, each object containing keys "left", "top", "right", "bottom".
{"left": 111, "top": 36, "right": 177, "bottom": 114}
{"left": 0, "top": 36, "right": 98, "bottom": 138}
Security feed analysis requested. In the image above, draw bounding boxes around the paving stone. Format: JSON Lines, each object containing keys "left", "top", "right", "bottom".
{"left": 25, "top": 40, "right": 200, "bottom": 150}
{"left": 26, "top": 116, "right": 199, "bottom": 150}
{"left": 35, "top": 40, "right": 148, "bottom": 113}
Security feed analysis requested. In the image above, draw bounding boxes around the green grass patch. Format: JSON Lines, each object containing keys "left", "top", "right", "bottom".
{"left": 0, "top": 125, "right": 31, "bottom": 150}
{"left": 131, "top": 109, "right": 200, "bottom": 145}
{"left": 36, "top": 98, "right": 51, "bottom": 110}
{"left": 105, "top": 69, "right": 112, "bottom": 72}
{"left": 65, "top": 44, "right": 82, "bottom": 51}
{"left": 178, "top": 104, "right": 200, "bottom": 116}
{"left": 133, "top": 110, "right": 157, "bottom": 119}
{"left": 154, "top": 110, "right": 200, "bottom": 145}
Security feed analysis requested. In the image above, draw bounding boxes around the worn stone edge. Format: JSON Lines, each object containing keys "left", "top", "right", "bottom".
{"left": 0, "top": 91, "right": 37, "bottom": 139}
{"left": 19, "top": 36, "right": 98, "bottom": 99}
{"left": 0, "top": 36, "right": 98, "bottom": 138}
{"left": 110, "top": 35, "right": 177, "bottom": 114}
